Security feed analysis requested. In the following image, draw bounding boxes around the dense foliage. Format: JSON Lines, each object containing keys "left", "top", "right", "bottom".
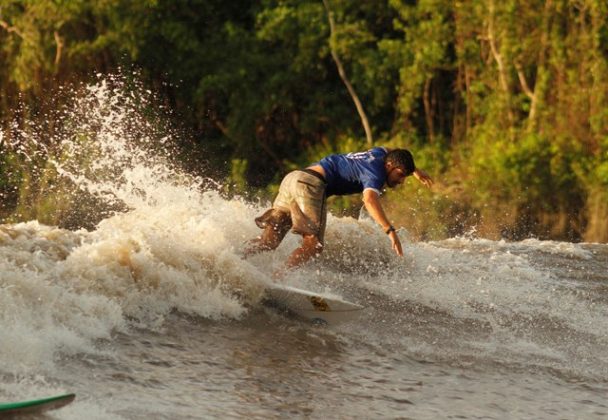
{"left": 1, "top": 0, "right": 607, "bottom": 241}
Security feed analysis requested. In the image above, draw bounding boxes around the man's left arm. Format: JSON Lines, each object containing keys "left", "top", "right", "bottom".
{"left": 413, "top": 168, "right": 434, "bottom": 188}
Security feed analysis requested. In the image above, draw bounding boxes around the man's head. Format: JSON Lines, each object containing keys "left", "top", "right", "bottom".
{"left": 385, "top": 149, "right": 416, "bottom": 188}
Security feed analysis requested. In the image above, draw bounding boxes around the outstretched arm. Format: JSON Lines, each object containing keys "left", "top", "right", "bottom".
{"left": 362, "top": 189, "right": 403, "bottom": 257}
{"left": 413, "top": 168, "right": 433, "bottom": 188}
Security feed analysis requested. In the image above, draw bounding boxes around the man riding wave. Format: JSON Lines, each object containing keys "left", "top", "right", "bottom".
{"left": 244, "top": 147, "right": 433, "bottom": 273}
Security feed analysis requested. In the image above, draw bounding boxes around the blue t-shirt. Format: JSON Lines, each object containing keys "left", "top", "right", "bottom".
{"left": 318, "top": 147, "right": 388, "bottom": 197}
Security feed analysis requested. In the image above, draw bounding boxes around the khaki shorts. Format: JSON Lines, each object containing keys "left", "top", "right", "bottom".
{"left": 255, "top": 170, "right": 327, "bottom": 243}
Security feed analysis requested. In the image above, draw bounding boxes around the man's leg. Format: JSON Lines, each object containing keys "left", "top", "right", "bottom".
{"left": 285, "top": 234, "right": 324, "bottom": 269}
{"left": 243, "top": 223, "right": 290, "bottom": 257}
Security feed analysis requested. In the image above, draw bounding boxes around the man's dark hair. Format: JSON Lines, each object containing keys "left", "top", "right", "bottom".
{"left": 385, "top": 149, "right": 416, "bottom": 175}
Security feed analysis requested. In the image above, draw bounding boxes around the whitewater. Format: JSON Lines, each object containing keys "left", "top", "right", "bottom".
{"left": 0, "top": 78, "right": 607, "bottom": 419}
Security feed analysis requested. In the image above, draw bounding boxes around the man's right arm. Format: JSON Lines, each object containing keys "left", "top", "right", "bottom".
{"left": 362, "top": 189, "right": 403, "bottom": 257}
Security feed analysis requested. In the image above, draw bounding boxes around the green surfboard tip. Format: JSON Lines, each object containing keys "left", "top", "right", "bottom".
{"left": 0, "top": 393, "right": 76, "bottom": 415}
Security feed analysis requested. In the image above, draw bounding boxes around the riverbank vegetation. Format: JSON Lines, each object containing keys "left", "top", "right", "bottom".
{"left": 1, "top": 0, "right": 606, "bottom": 241}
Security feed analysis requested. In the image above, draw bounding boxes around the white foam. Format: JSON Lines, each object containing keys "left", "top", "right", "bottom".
{"left": 0, "top": 77, "right": 268, "bottom": 376}
{"left": 349, "top": 235, "right": 608, "bottom": 344}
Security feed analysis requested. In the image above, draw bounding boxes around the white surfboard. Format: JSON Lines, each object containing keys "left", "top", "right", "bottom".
{"left": 264, "top": 283, "right": 364, "bottom": 324}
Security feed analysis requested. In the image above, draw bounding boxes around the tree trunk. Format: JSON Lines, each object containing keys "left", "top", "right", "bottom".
{"left": 423, "top": 77, "right": 435, "bottom": 143}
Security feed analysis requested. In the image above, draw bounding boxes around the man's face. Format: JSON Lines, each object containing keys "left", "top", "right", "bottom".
{"left": 386, "top": 165, "right": 410, "bottom": 188}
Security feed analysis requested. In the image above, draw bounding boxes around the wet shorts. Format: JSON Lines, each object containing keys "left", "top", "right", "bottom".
{"left": 255, "top": 169, "right": 327, "bottom": 243}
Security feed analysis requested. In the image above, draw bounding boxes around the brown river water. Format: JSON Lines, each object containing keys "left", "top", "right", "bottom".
{"left": 1, "top": 77, "right": 606, "bottom": 419}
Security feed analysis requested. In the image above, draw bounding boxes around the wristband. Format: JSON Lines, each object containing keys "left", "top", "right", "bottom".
{"left": 385, "top": 225, "right": 396, "bottom": 234}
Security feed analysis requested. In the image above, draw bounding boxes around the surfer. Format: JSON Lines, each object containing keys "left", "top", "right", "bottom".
{"left": 244, "top": 147, "right": 433, "bottom": 272}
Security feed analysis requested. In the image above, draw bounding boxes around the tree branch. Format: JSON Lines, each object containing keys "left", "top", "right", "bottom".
{"left": 514, "top": 62, "right": 535, "bottom": 100}
{"left": 486, "top": 0, "right": 515, "bottom": 128}
{"left": 423, "top": 77, "right": 434, "bottom": 143}
{"left": 322, "top": 0, "right": 373, "bottom": 146}
{"left": 515, "top": 61, "right": 538, "bottom": 125}
{"left": 54, "top": 30, "right": 64, "bottom": 69}
{"left": 486, "top": 1, "right": 509, "bottom": 94}
{"left": 0, "top": 18, "right": 28, "bottom": 41}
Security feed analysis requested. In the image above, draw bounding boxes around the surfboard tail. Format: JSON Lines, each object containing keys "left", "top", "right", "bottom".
{"left": 264, "top": 283, "right": 364, "bottom": 324}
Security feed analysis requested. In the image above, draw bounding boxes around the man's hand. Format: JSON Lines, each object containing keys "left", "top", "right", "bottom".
{"left": 413, "top": 168, "right": 433, "bottom": 188}
{"left": 389, "top": 230, "right": 403, "bottom": 257}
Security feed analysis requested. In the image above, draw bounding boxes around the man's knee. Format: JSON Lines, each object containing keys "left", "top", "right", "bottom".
{"left": 243, "top": 225, "right": 285, "bottom": 257}
{"left": 255, "top": 226, "right": 286, "bottom": 250}
{"left": 263, "top": 231, "right": 282, "bottom": 250}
